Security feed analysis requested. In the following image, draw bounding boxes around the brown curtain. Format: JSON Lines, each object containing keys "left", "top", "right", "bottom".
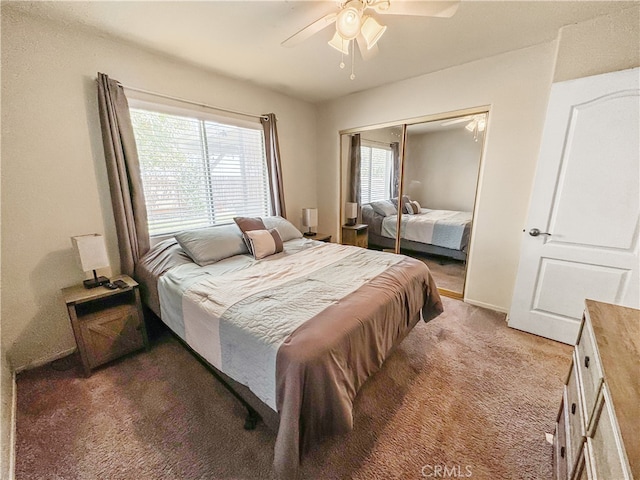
{"left": 261, "top": 113, "right": 287, "bottom": 217}
{"left": 97, "top": 73, "right": 149, "bottom": 276}
{"left": 348, "top": 134, "right": 361, "bottom": 205}
{"left": 391, "top": 141, "right": 400, "bottom": 199}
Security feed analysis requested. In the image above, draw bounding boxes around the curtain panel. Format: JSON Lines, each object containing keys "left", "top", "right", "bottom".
{"left": 348, "top": 134, "right": 361, "bottom": 205}
{"left": 261, "top": 113, "right": 287, "bottom": 218}
{"left": 96, "top": 73, "right": 150, "bottom": 276}
{"left": 391, "top": 141, "right": 400, "bottom": 199}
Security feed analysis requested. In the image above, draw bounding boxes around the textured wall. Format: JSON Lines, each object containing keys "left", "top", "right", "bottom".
{"left": 1, "top": 9, "right": 317, "bottom": 370}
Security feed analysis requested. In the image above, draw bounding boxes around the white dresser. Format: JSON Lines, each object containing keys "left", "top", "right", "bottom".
{"left": 553, "top": 300, "right": 639, "bottom": 480}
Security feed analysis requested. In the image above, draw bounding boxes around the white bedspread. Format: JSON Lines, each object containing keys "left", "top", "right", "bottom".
{"left": 158, "top": 239, "right": 402, "bottom": 410}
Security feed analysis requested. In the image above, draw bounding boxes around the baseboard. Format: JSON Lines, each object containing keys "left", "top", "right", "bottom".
{"left": 14, "top": 347, "right": 76, "bottom": 374}
{"left": 463, "top": 298, "right": 509, "bottom": 315}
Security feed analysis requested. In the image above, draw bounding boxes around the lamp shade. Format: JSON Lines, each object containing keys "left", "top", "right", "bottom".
{"left": 345, "top": 202, "right": 358, "bottom": 219}
{"left": 361, "top": 16, "right": 387, "bottom": 49}
{"left": 302, "top": 208, "right": 318, "bottom": 228}
{"left": 71, "top": 234, "right": 109, "bottom": 272}
{"left": 328, "top": 31, "right": 350, "bottom": 55}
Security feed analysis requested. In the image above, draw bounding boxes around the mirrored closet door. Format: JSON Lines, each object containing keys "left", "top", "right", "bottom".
{"left": 340, "top": 125, "right": 404, "bottom": 252}
{"left": 340, "top": 110, "right": 487, "bottom": 298}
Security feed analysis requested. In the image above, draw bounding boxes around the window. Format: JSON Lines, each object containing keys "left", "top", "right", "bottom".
{"left": 360, "top": 143, "right": 393, "bottom": 203}
{"left": 130, "top": 104, "right": 270, "bottom": 236}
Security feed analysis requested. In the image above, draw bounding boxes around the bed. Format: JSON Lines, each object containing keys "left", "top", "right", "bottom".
{"left": 362, "top": 201, "right": 472, "bottom": 261}
{"left": 134, "top": 216, "right": 443, "bottom": 478}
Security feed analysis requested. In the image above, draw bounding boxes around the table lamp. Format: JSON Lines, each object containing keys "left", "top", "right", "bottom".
{"left": 71, "top": 234, "right": 110, "bottom": 289}
{"left": 345, "top": 202, "right": 358, "bottom": 226}
{"left": 302, "top": 208, "right": 318, "bottom": 237}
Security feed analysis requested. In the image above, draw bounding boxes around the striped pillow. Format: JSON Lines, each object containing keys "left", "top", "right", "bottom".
{"left": 243, "top": 229, "right": 284, "bottom": 260}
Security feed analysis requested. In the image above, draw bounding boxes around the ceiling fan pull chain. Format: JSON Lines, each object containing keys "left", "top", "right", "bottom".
{"left": 340, "top": 38, "right": 346, "bottom": 69}
{"left": 350, "top": 40, "right": 356, "bottom": 80}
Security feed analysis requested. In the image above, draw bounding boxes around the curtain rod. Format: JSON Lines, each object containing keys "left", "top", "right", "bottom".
{"left": 117, "top": 83, "right": 269, "bottom": 121}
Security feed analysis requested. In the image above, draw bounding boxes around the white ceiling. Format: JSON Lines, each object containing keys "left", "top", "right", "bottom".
{"left": 6, "top": 1, "right": 636, "bottom": 103}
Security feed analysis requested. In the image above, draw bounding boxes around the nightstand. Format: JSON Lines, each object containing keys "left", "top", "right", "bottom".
{"left": 62, "top": 275, "right": 148, "bottom": 376}
{"left": 310, "top": 233, "right": 332, "bottom": 243}
{"left": 342, "top": 224, "right": 368, "bottom": 248}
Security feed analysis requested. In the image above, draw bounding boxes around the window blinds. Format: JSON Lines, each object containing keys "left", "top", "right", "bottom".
{"left": 360, "top": 144, "right": 392, "bottom": 203}
{"left": 130, "top": 108, "right": 270, "bottom": 236}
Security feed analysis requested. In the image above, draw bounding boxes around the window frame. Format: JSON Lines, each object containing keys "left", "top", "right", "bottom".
{"left": 360, "top": 141, "right": 394, "bottom": 203}
{"left": 128, "top": 98, "right": 271, "bottom": 237}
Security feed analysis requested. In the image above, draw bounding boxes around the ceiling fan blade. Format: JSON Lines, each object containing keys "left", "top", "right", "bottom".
{"left": 281, "top": 12, "right": 337, "bottom": 47}
{"left": 441, "top": 115, "right": 473, "bottom": 126}
{"left": 356, "top": 35, "right": 379, "bottom": 61}
{"left": 372, "top": 1, "right": 460, "bottom": 18}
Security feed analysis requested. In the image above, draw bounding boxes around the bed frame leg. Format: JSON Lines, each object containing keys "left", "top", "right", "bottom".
{"left": 244, "top": 408, "right": 260, "bottom": 430}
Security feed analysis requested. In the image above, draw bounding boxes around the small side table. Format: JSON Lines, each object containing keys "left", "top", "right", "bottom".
{"left": 304, "top": 232, "right": 332, "bottom": 242}
{"left": 62, "top": 275, "right": 148, "bottom": 376}
{"left": 342, "top": 224, "right": 368, "bottom": 248}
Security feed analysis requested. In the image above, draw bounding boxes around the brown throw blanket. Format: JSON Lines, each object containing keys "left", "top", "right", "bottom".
{"left": 274, "top": 257, "right": 443, "bottom": 478}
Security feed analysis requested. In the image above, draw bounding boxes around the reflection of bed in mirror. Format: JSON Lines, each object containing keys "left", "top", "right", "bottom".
{"left": 362, "top": 201, "right": 471, "bottom": 261}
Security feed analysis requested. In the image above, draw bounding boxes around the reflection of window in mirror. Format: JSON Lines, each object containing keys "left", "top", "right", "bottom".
{"left": 360, "top": 142, "right": 393, "bottom": 203}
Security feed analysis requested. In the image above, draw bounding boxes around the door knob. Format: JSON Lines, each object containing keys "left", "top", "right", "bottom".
{"left": 529, "top": 228, "right": 552, "bottom": 237}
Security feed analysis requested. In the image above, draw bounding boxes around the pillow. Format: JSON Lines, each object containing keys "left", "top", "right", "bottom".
{"left": 262, "top": 216, "right": 303, "bottom": 242}
{"left": 401, "top": 195, "right": 412, "bottom": 213}
{"left": 370, "top": 200, "right": 398, "bottom": 217}
{"left": 411, "top": 200, "right": 421, "bottom": 213}
{"left": 234, "top": 216, "right": 267, "bottom": 255}
{"left": 176, "top": 224, "right": 248, "bottom": 266}
{"left": 234, "top": 216, "right": 266, "bottom": 233}
{"left": 404, "top": 202, "right": 415, "bottom": 215}
{"left": 244, "top": 229, "right": 283, "bottom": 260}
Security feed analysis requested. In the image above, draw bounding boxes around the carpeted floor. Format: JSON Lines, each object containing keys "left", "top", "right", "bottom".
{"left": 410, "top": 253, "right": 466, "bottom": 294}
{"left": 15, "top": 297, "right": 571, "bottom": 480}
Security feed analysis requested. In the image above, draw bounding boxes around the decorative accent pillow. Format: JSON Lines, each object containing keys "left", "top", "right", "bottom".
{"left": 176, "top": 224, "right": 248, "bottom": 267}
{"left": 234, "top": 216, "right": 267, "bottom": 254}
{"left": 410, "top": 200, "right": 421, "bottom": 213}
{"left": 401, "top": 195, "right": 412, "bottom": 213}
{"left": 370, "top": 200, "right": 398, "bottom": 217}
{"left": 404, "top": 202, "right": 415, "bottom": 215}
{"left": 234, "top": 216, "right": 266, "bottom": 233}
{"left": 262, "top": 216, "right": 303, "bottom": 242}
{"left": 244, "top": 229, "right": 284, "bottom": 260}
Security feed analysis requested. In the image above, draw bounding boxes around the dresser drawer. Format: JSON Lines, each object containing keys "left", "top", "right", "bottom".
{"left": 588, "top": 387, "right": 632, "bottom": 480}
{"left": 566, "top": 353, "right": 586, "bottom": 476}
{"left": 572, "top": 441, "right": 593, "bottom": 480}
{"left": 555, "top": 395, "right": 569, "bottom": 480}
{"left": 575, "top": 315, "right": 603, "bottom": 424}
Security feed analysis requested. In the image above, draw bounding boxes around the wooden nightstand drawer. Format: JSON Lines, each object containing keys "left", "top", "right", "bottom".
{"left": 79, "top": 303, "right": 145, "bottom": 368}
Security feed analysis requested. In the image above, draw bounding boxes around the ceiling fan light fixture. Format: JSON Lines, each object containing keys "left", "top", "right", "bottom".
{"left": 336, "top": 2, "right": 363, "bottom": 40}
{"left": 361, "top": 16, "right": 387, "bottom": 49}
{"left": 328, "top": 30, "right": 350, "bottom": 55}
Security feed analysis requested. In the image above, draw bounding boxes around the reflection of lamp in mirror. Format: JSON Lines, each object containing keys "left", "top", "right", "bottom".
{"left": 71, "top": 234, "right": 110, "bottom": 289}
{"left": 302, "top": 208, "right": 318, "bottom": 237}
{"left": 345, "top": 202, "right": 358, "bottom": 226}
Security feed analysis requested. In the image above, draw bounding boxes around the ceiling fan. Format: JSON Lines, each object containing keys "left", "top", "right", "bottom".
{"left": 282, "top": 0, "right": 460, "bottom": 79}
{"left": 442, "top": 114, "right": 487, "bottom": 141}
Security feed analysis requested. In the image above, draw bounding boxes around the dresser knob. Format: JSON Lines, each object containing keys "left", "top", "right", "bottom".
{"left": 584, "top": 356, "right": 590, "bottom": 368}
{"left": 571, "top": 403, "right": 576, "bottom": 415}
{"left": 560, "top": 446, "right": 565, "bottom": 458}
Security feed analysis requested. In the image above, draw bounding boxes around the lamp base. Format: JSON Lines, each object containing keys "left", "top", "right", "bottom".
{"left": 83, "top": 276, "right": 110, "bottom": 289}
{"left": 346, "top": 218, "right": 357, "bottom": 226}
{"left": 303, "top": 232, "right": 317, "bottom": 237}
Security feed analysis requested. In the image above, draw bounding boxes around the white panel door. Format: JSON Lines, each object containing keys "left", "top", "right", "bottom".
{"left": 508, "top": 68, "right": 639, "bottom": 344}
